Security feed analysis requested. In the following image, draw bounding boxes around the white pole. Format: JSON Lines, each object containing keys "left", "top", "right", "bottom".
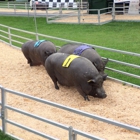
{"left": 33, "top": 3, "right": 39, "bottom": 40}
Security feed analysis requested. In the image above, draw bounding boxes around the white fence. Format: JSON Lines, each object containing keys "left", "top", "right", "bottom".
{"left": 0, "top": 1, "right": 140, "bottom": 25}
{"left": 46, "top": 7, "right": 113, "bottom": 25}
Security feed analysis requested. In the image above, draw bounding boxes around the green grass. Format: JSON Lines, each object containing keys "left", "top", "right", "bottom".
{"left": 0, "top": 16, "right": 140, "bottom": 85}
{"left": 0, "top": 16, "right": 140, "bottom": 52}
{"left": 0, "top": 130, "right": 17, "bottom": 140}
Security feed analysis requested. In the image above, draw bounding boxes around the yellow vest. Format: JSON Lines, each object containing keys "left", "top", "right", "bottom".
{"left": 62, "top": 55, "right": 80, "bottom": 67}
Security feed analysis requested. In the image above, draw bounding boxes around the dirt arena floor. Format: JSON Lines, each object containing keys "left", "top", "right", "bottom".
{"left": 0, "top": 41, "right": 140, "bottom": 140}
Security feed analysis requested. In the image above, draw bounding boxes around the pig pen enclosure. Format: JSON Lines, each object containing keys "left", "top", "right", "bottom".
{"left": 0, "top": 24, "right": 140, "bottom": 140}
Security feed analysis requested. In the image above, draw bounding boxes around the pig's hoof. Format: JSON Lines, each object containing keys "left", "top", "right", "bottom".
{"left": 84, "top": 96, "right": 90, "bottom": 101}
{"left": 55, "top": 85, "right": 59, "bottom": 90}
{"left": 30, "top": 63, "right": 33, "bottom": 66}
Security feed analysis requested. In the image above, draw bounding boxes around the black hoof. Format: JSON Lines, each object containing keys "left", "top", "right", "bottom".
{"left": 84, "top": 96, "right": 90, "bottom": 101}
{"left": 30, "top": 63, "right": 34, "bottom": 66}
{"left": 55, "top": 85, "right": 59, "bottom": 90}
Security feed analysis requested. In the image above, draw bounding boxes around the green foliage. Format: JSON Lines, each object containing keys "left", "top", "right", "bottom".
{"left": 0, "top": 16, "right": 140, "bottom": 85}
{"left": 0, "top": 130, "right": 17, "bottom": 140}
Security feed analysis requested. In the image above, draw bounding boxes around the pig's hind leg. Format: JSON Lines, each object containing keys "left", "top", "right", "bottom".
{"left": 48, "top": 74, "right": 59, "bottom": 90}
{"left": 24, "top": 55, "right": 33, "bottom": 66}
{"left": 52, "top": 77, "right": 59, "bottom": 89}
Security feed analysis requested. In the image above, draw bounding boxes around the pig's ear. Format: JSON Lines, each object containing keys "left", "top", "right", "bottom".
{"left": 87, "top": 75, "right": 103, "bottom": 84}
{"left": 45, "top": 51, "right": 53, "bottom": 56}
{"left": 87, "top": 79, "right": 96, "bottom": 83}
{"left": 102, "top": 58, "right": 108, "bottom": 66}
{"left": 103, "top": 73, "right": 108, "bottom": 81}
{"left": 45, "top": 51, "right": 49, "bottom": 55}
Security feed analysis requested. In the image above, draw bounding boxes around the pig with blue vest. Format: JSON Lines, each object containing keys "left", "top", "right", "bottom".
{"left": 45, "top": 53, "right": 107, "bottom": 101}
{"left": 22, "top": 40, "right": 57, "bottom": 66}
{"left": 58, "top": 43, "right": 108, "bottom": 80}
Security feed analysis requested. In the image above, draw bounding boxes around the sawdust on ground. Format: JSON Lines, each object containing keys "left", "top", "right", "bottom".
{"left": 0, "top": 41, "right": 140, "bottom": 140}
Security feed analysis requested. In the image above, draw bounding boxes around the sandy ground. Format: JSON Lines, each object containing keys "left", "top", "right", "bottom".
{"left": 0, "top": 41, "right": 140, "bottom": 140}
{"left": 55, "top": 14, "right": 140, "bottom": 24}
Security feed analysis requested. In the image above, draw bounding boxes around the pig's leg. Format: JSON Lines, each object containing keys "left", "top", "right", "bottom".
{"left": 77, "top": 86, "right": 90, "bottom": 101}
{"left": 49, "top": 76, "right": 59, "bottom": 90}
{"left": 24, "top": 56, "right": 33, "bottom": 66}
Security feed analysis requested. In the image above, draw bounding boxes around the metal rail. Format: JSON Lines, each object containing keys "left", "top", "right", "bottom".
{"left": 1, "top": 86, "right": 140, "bottom": 140}
{"left": 0, "top": 86, "right": 105, "bottom": 140}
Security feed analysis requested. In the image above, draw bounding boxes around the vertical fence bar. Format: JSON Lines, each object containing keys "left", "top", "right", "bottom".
{"left": 1, "top": 87, "right": 7, "bottom": 133}
{"left": 112, "top": 2, "right": 115, "bottom": 20}
{"left": 14, "top": 4, "right": 16, "bottom": 14}
{"left": 8, "top": 2, "right": 9, "bottom": 9}
{"left": 46, "top": 4, "right": 48, "bottom": 23}
{"left": 87, "top": 2, "right": 89, "bottom": 13}
{"left": 67, "top": 2, "right": 68, "bottom": 10}
{"left": 25, "top": 2, "right": 27, "bottom": 10}
{"left": 27, "top": 3, "right": 30, "bottom": 18}
{"left": 78, "top": 7, "right": 81, "bottom": 24}
{"left": 33, "top": 3, "right": 39, "bottom": 40}
{"left": 73, "top": 132, "right": 77, "bottom": 140}
{"left": 8, "top": 27, "right": 12, "bottom": 45}
{"left": 69, "top": 126, "right": 72, "bottom": 140}
{"left": 59, "top": 4, "right": 62, "bottom": 15}
{"left": 97, "top": 10, "right": 100, "bottom": 25}
{"left": 69, "top": 126, "right": 77, "bottom": 140}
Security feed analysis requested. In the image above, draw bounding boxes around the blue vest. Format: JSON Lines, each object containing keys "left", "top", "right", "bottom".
{"left": 73, "top": 45, "right": 93, "bottom": 55}
{"left": 34, "top": 40, "right": 46, "bottom": 48}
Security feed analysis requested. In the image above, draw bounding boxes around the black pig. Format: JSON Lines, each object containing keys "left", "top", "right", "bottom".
{"left": 22, "top": 40, "right": 56, "bottom": 66}
{"left": 58, "top": 43, "right": 108, "bottom": 80}
{"left": 45, "top": 53, "right": 107, "bottom": 101}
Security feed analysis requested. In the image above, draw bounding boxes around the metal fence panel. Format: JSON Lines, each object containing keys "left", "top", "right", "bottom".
{"left": 0, "top": 86, "right": 105, "bottom": 140}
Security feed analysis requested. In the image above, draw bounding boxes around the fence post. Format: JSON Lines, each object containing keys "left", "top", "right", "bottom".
{"left": 67, "top": 2, "right": 69, "bottom": 10}
{"left": 112, "top": 2, "right": 115, "bottom": 20}
{"left": 8, "top": 2, "right": 9, "bottom": 9}
{"left": 59, "top": 4, "right": 62, "bottom": 15}
{"left": 46, "top": 7, "right": 48, "bottom": 23}
{"left": 78, "top": 7, "right": 81, "bottom": 24}
{"left": 69, "top": 126, "right": 77, "bottom": 140}
{"left": 8, "top": 27, "right": 12, "bottom": 45}
{"left": 33, "top": 3, "right": 39, "bottom": 40}
{"left": 87, "top": 2, "right": 89, "bottom": 14}
{"left": 25, "top": 2, "right": 27, "bottom": 10}
{"left": 27, "top": 3, "right": 29, "bottom": 18}
{"left": 14, "top": 4, "right": 16, "bottom": 14}
{"left": 97, "top": 10, "right": 100, "bottom": 25}
{"left": 1, "top": 87, "right": 7, "bottom": 134}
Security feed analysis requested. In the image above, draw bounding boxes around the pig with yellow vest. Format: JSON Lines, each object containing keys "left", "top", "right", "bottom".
{"left": 45, "top": 53, "right": 107, "bottom": 101}
{"left": 58, "top": 43, "right": 108, "bottom": 81}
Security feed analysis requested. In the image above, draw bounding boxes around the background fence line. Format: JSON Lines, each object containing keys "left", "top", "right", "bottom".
{"left": 0, "top": 1, "right": 140, "bottom": 25}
